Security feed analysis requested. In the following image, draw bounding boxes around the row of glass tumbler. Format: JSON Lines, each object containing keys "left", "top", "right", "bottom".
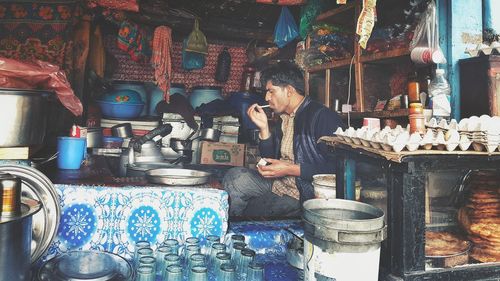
{"left": 134, "top": 234, "right": 265, "bottom": 281}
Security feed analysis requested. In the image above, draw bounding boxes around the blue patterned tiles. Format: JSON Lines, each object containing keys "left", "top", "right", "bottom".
{"left": 43, "top": 184, "right": 229, "bottom": 262}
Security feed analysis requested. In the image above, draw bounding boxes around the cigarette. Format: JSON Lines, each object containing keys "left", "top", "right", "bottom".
{"left": 259, "top": 105, "right": 270, "bottom": 108}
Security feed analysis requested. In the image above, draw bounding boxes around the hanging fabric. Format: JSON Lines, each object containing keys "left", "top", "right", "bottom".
{"left": 151, "top": 26, "right": 173, "bottom": 103}
{"left": 117, "top": 20, "right": 151, "bottom": 62}
{"left": 215, "top": 47, "right": 231, "bottom": 82}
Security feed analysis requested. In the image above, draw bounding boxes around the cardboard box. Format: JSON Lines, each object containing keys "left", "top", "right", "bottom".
{"left": 200, "top": 141, "right": 245, "bottom": 166}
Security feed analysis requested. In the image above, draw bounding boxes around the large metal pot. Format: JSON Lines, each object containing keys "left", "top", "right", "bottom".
{"left": 0, "top": 198, "right": 41, "bottom": 281}
{"left": 0, "top": 89, "right": 51, "bottom": 147}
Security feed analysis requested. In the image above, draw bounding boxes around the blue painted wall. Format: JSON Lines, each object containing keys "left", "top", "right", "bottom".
{"left": 437, "top": 0, "right": 482, "bottom": 120}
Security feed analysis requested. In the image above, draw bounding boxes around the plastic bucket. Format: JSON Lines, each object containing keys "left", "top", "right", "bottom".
{"left": 57, "top": 137, "right": 86, "bottom": 170}
{"left": 312, "top": 174, "right": 336, "bottom": 199}
{"left": 302, "top": 199, "right": 387, "bottom": 281}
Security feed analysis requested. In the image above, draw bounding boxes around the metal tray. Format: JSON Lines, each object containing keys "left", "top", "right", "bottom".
{"left": 425, "top": 241, "right": 471, "bottom": 268}
{"left": 38, "top": 250, "right": 133, "bottom": 281}
{"left": 145, "top": 168, "right": 211, "bottom": 185}
{"left": 0, "top": 164, "right": 60, "bottom": 263}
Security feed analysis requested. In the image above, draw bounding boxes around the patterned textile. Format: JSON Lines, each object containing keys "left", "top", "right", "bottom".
{"left": 87, "top": 0, "right": 139, "bottom": 12}
{"left": 0, "top": 1, "right": 81, "bottom": 73}
{"left": 272, "top": 113, "right": 300, "bottom": 200}
{"left": 117, "top": 20, "right": 151, "bottom": 63}
{"left": 42, "top": 184, "right": 229, "bottom": 262}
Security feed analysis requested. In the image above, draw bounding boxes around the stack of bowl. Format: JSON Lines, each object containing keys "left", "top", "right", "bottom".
{"left": 97, "top": 89, "right": 145, "bottom": 119}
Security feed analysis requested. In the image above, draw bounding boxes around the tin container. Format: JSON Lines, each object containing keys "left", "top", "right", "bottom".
{"left": 0, "top": 198, "right": 41, "bottom": 281}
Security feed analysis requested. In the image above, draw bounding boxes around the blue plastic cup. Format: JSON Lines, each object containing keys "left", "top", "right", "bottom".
{"left": 57, "top": 137, "right": 86, "bottom": 169}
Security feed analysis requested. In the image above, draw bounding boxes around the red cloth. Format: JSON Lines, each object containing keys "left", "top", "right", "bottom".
{"left": 0, "top": 57, "right": 83, "bottom": 116}
{"left": 87, "top": 0, "right": 139, "bottom": 12}
{"left": 151, "top": 26, "right": 173, "bottom": 102}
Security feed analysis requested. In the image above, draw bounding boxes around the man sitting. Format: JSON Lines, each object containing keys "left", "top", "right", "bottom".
{"left": 223, "top": 62, "right": 345, "bottom": 218}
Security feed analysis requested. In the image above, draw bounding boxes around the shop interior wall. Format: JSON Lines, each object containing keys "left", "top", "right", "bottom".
{"left": 105, "top": 35, "right": 248, "bottom": 97}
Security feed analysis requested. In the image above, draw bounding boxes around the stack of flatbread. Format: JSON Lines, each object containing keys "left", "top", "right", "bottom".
{"left": 458, "top": 172, "right": 500, "bottom": 263}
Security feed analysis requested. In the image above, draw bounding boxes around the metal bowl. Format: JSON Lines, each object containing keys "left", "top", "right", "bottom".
{"left": 38, "top": 250, "right": 133, "bottom": 281}
{"left": 145, "top": 168, "right": 211, "bottom": 185}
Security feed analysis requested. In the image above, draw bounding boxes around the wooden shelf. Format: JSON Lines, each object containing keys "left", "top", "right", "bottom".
{"left": 316, "top": 1, "right": 358, "bottom": 22}
{"left": 339, "top": 109, "right": 409, "bottom": 119}
{"left": 307, "top": 57, "right": 353, "bottom": 73}
{"left": 359, "top": 48, "right": 410, "bottom": 63}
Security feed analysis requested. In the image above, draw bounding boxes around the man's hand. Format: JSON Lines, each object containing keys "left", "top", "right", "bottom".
{"left": 257, "top": 158, "right": 300, "bottom": 178}
{"left": 247, "top": 103, "right": 270, "bottom": 139}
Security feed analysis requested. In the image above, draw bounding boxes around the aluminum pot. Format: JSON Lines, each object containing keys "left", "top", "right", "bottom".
{"left": 198, "top": 128, "right": 221, "bottom": 141}
{"left": 0, "top": 198, "right": 41, "bottom": 281}
{"left": 86, "top": 127, "right": 103, "bottom": 148}
{"left": 0, "top": 88, "right": 51, "bottom": 147}
{"left": 111, "top": 123, "right": 133, "bottom": 138}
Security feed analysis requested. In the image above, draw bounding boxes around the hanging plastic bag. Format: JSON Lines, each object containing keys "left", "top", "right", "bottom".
{"left": 215, "top": 47, "right": 231, "bottom": 82}
{"left": 409, "top": 0, "right": 446, "bottom": 65}
{"left": 274, "top": 7, "right": 300, "bottom": 48}
{"left": 299, "top": 0, "right": 324, "bottom": 39}
{"left": 182, "top": 39, "right": 205, "bottom": 70}
{"left": 186, "top": 19, "right": 208, "bottom": 55}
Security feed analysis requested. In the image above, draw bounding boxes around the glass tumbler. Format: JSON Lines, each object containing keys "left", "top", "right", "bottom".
{"left": 204, "top": 235, "right": 220, "bottom": 254}
{"left": 135, "top": 248, "right": 153, "bottom": 269}
{"left": 134, "top": 241, "right": 151, "bottom": 266}
{"left": 209, "top": 242, "right": 226, "bottom": 268}
{"left": 184, "top": 244, "right": 201, "bottom": 267}
{"left": 214, "top": 252, "right": 232, "bottom": 277}
{"left": 218, "top": 263, "right": 236, "bottom": 281}
{"left": 238, "top": 249, "right": 255, "bottom": 277}
{"left": 136, "top": 265, "right": 155, "bottom": 281}
{"left": 164, "top": 264, "right": 183, "bottom": 281}
{"left": 189, "top": 253, "right": 206, "bottom": 269}
{"left": 138, "top": 256, "right": 156, "bottom": 273}
{"left": 162, "top": 254, "right": 181, "bottom": 280}
{"left": 162, "top": 238, "right": 180, "bottom": 255}
{"left": 231, "top": 242, "right": 246, "bottom": 265}
{"left": 228, "top": 234, "right": 245, "bottom": 253}
{"left": 246, "top": 261, "right": 265, "bottom": 281}
{"left": 189, "top": 266, "right": 208, "bottom": 281}
{"left": 156, "top": 245, "right": 170, "bottom": 274}
{"left": 185, "top": 237, "right": 200, "bottom": 247}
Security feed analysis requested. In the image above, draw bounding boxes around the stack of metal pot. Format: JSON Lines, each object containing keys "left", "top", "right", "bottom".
{"left": 0, "top": 172, "right": 41, "bottom": 281}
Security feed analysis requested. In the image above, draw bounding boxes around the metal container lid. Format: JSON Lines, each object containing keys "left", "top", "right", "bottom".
{"left": 0, "top": 165, "right": 60, "bottom": 263}
{"left": 303, "top": 199, "right": 385, "bottom": 232}
{"left": 38, "top": 251, "right": 133, "bottom": 281}
{"left": 0, "top": 198, "right": 41, "bottom": 224}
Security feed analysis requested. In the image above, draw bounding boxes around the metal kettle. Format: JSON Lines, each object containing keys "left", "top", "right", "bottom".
{"left": 119, "top": 124, "right": 172, "bottom": 176}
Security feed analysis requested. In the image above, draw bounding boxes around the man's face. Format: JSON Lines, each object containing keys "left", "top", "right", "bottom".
{"left": 265, "top": 81, "right": 290, "bottom": 114}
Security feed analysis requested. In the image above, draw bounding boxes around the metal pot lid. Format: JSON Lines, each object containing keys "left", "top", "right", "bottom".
{"left": 0, "top": 164, "right": 60, "bottom": 263}
{"left": 0, "top": 198, "right": 41, "bottom": 224}
{"left": 38, "top": 251, "right": 133, "bottom": 281}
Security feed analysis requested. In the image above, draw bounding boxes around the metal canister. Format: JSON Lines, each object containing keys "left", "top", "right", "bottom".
{"left": 0, "top": 173, "right": 21, "bottom": 217}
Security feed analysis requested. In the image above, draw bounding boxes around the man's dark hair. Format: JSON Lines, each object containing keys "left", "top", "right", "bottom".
{"left": 260, "top": 61, "right": 305, "bottom": 96}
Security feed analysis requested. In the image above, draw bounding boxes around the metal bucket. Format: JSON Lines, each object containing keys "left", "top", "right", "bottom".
{"left": 302, "top": 199, "right": 387, "bottom": 281}
{"left": 0, "top": 198, "right": 41, "bottom": 281}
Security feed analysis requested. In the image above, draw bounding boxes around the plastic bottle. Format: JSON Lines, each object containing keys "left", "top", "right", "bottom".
{"left": 429, "top": 69, "right": 451, "bottom": 122}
